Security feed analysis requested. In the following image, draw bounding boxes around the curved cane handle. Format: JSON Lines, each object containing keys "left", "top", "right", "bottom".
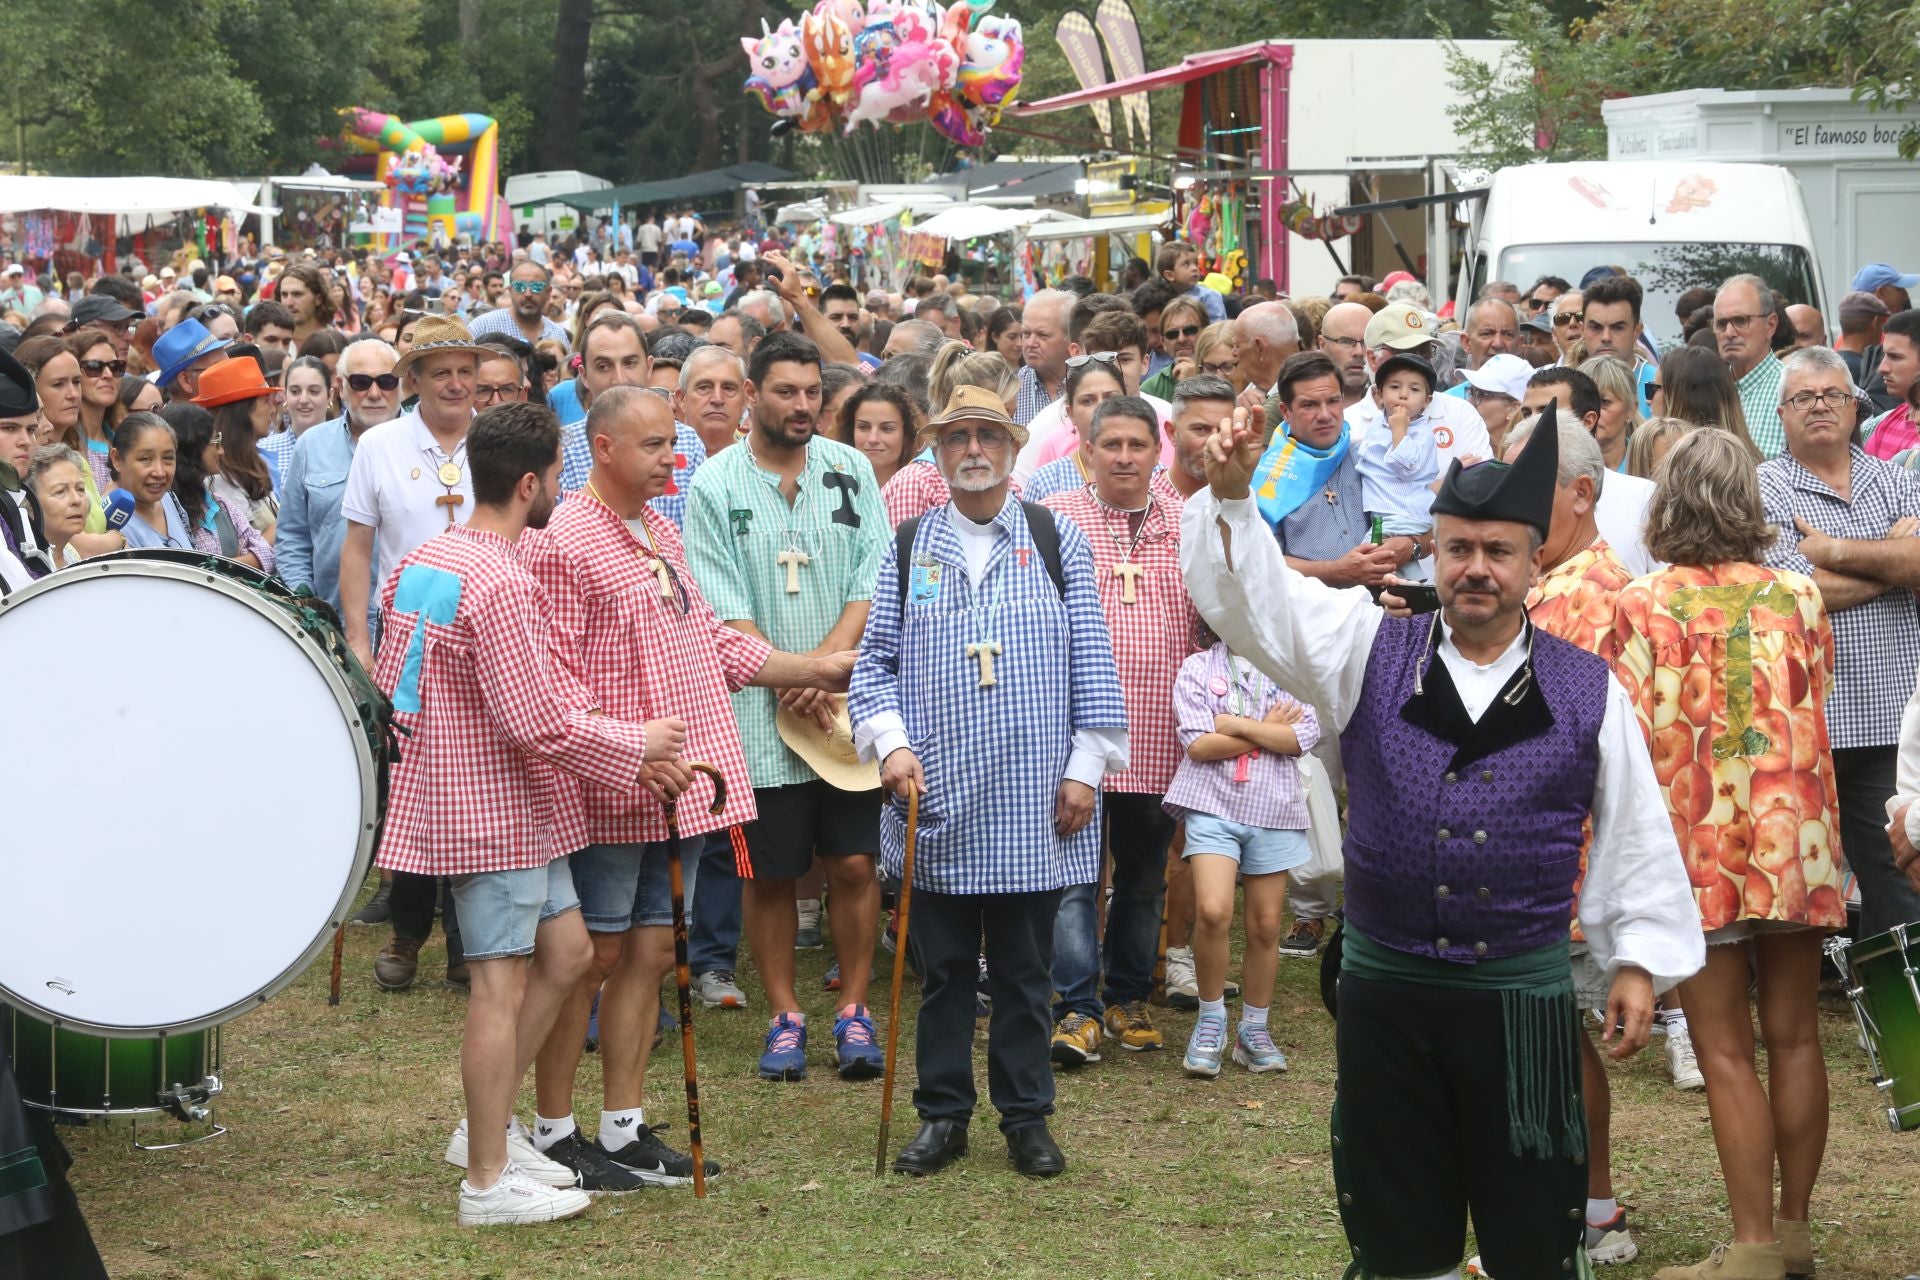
{"left": 686, "top": 761, "right": 726, "bottom": 816}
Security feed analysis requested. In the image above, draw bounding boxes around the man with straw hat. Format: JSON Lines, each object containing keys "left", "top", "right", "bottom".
{"left": 340, "top": 312, "right": 493, "bottom": 1000}
{"left": 519, "top": 386, "right": 856, "bottom": 1190}
{"left": 850, "top": 384, "right": 1128, "bottom": 1179}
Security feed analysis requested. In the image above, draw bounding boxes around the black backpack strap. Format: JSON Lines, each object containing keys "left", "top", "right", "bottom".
{"left": 894, "top": 514, "right": 923, "bottom": 611}
{"left": 1018, "top": 500, "right": 1066, "bottom": 599}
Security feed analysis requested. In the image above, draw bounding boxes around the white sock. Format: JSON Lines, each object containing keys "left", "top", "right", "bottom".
{"left": 1198, "top": 997, "right": 1226, "bottom": 1022}
{"left": 531, "top": 1112, "right": 573, "bottom": 1152}
{"left": 1588, "top": 1196, "right": 1619, "bottom": 1224}
{"left": 1240, "top": 1003, "right": 1269, "bottom": 1028}
{"left": 598, "top": 1106, "right": 645, "bottom": 1150}
{"left": 1661, "top": 1009, "right": 1688, "bottom": 1031}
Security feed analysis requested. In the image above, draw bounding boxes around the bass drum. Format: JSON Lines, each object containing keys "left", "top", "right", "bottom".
{"left": 0, "top": 551, "right": 389, "bottom": 1131}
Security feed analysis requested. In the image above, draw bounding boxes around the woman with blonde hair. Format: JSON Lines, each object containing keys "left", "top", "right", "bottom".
{"left": 1654, "top": 346, "right": 1764, "bottom": 462}
{"left": 1193, "top": 322, "right": 1244, "bottom": 391}
{"left": 1579, "top": 355, "right": 1643, "bottom": 472}
{"left": 1626, "top": 416, "right": 1695, "bottom": 480}
{"left": 1612, "top": 429, "right": 1842, "bottom": 1280}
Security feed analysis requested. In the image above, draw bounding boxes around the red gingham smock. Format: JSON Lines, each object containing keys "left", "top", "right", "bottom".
{"left": 372, "top": 524, "right": 650, "bottom": 877}
{"left": 1041, "top": 482, "right": 1201, "bottom": 794}
{"left": 521, "top": 492, "right": 771, "bottom": 843}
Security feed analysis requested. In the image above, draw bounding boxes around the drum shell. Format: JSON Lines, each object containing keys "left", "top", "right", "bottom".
{"left": 1841, "top": 925, "right": 1920, "bottom": 1132}
{"left": 4, "top": 1005, "right": 213, "bottom": 1123}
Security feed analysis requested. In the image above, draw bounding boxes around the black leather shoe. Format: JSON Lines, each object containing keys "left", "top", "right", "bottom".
{"left": 891, "top": 1120, "right": 968, "bottom": 1176}
{"left": 1006, "top": 1124, "right": 1065, "bottom": 1177}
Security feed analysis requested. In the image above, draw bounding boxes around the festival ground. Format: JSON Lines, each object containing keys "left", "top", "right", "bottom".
{"left": 71, "top": 884, "right": 1920, "bottom": 1280}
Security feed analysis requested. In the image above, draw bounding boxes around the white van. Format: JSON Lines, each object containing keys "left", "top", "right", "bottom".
{"left": 503, "top": 169, "right": 613, "bottom": 239}
{"left": 1457, "top": 161, "right": 1826, "bottom": 344}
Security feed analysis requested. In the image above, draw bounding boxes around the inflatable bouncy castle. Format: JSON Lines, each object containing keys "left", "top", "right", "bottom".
{"left": 329, "top": 108, "right": 509, "bottom": 246}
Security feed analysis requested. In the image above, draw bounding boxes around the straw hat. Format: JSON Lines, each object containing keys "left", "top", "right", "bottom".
{"left": 394, "top": 314, "right": 488, "bottom": 376}
{"left": 926, "top": 384, "right": 1027, "bottom": 448}
{"left": 775, "top": 696, "right": 879, "bottom": 792}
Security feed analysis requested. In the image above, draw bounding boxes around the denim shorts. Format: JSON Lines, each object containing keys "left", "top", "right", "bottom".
{"left": 449, "top": 856, "right": 581, "bottom": 961}
{"left": 571, "top": 841, "right": 682, "bottom": 933}
{"left": 1182, "top": 814, "right": 1312, "bottom": 877}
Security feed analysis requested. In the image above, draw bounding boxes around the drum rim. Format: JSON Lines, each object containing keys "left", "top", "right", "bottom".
{"left": 1839, "top": 921, "right": 1915, "bottom": 968}
{"left": 0, "top": 556, "right": 380, "bottom": 1037}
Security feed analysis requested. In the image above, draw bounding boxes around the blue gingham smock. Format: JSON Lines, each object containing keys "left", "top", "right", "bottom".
{"left": 849, "top": 497, "right": 1128, "bottom": 895}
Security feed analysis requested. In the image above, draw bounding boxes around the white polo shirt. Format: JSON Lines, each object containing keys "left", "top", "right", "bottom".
{"left": 340, "top": 408, "right": 474, "bottom": 595}
{"left": 1595, "top": 468, "right": 1659, "bottom": 578}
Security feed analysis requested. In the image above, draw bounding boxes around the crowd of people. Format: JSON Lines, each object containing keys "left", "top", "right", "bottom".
{"left": 3, "top": 219, "right": 1920, "bottom": 1280}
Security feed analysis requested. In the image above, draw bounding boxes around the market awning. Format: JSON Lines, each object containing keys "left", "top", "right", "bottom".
{"left": 1022, "top": 209, "right": 1172, "bottom": 241}
{"left": 0, "top": 176, "right": 278, "bottom": 217}
{"left": 914, "top": 204, "right": 1069, "bottom": 241}
{"left": 829, "top": 202, "right": 912, "bottom": 227}
{"left": 1007, "top": 41, "right": 1289, "bottom": 116}
{"left": 551, "top": 163, "right": 798, "bottom": 212}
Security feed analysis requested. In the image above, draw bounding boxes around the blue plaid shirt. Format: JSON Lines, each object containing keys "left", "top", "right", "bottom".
{"left": 260, "top": 428, "right": 295, "bottom": 497}
{"left": 558, "top": 417, "right": 707, "bottom": 529}
{"left": 850, "top": 497, "right": 1128, "bottom": 894}
{"left": 1014, "top": 364, "right": 1058, "bottom": 428}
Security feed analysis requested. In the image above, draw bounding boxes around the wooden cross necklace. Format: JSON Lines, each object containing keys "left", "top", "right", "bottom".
{"left": 962, "top": 519, "right": 1005, "bottom": 688}
{"left": 427, "top": 442, "right": 467, "bottom": 524}
{"left": 1096, "top": 490, "right": 1154, "bottom": 604}
{"left": 746, "top": 434, "right": 811, "bottom": 594}
{"left": 584, "top": 480, "right": 673, "bottom": 602}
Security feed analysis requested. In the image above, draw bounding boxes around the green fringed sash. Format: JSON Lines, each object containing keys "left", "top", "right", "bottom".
{"left": 1342, "top": 929, "right": 1588, "bottom": 1162}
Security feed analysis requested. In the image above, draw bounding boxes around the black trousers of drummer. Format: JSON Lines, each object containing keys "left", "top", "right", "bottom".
{"left": 907, "top": 888, "right": 1061, "bottom": 1136}
{"left": 0, "top": 1048, "right": 107, "bottom": 1280}
{"left": 1330, "top": 972, "right": 1589, "bottom": 1280}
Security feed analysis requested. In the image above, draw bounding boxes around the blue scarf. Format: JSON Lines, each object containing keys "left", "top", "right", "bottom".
{"left": 1253, "top": 423, "right": 1351, "bottom": 528}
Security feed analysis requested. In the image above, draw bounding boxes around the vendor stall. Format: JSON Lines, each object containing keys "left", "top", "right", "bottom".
{"left": 0, "top": 175, "right": 277, "bottom": 283}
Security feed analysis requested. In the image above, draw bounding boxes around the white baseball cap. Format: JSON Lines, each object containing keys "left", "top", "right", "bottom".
{"left": 2, "top": 264, "right": 22, "bottom": 276}
{"left": 1462, "top": 353, "right": 1533, "bottom": 403}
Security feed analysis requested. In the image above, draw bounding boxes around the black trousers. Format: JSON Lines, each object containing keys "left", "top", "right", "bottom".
{"left": 1832, "top": 745, "right": 1920, "bottom": 940}
{"left": 1331, "top": 974, "right": 1587, "bottom": 1280}
{"left": 390, "top": 870, "right": 459, "bottom": 946}
{"left": 907, "top": 888, "right": 1061, "bottom": 1136}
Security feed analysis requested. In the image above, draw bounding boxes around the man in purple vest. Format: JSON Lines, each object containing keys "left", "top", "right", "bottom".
{"left": 1182, "top": 403, "right": 1705, "bottom": 1280}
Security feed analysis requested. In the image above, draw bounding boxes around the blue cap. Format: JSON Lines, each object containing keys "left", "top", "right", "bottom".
{"left": 1850, "top": 263, "right": 1920, "bottom": 293}
{"left": 1578, "top": 265, "right": 1620, "bottom": 289}
{"left": 151, "top": 318, "right": 232, "bottom": 388}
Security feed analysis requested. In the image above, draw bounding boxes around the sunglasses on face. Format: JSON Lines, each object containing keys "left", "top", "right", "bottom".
{"left": 1553, "top": 313, "right": 1582, "bottom": 328}
{"left": 1162, "top": 324, "right": 1202, "bottom": 341}
{"left": 346, "top": 373, "right": 402, "bottom": 392}
{"left": 1066, "top": 351, "right": 1119, "bottom": 368}
{"left": 1525, "top": 296, "right": 1551, "bottom": 311}
{"left": 510, "top": 280, "right": 550, "bottom": 295}
{"left": 79, "top": 358, "right": 128, "bottom": 377}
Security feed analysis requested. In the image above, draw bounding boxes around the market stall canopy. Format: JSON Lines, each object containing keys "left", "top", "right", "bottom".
{"left": 1024, "top": 209, "right": 1172, "bottom": 241}
{"left": 1008, "top": 42, "right": 1290, "bottom": 117}
{"left": 914, "top": 204, "right": 1070, "bottom": 241}
{"left": 959, "top": 160, "right": 1086, "bottom": 205}
{"left": 551, "top": 162, "right": 796, "bottom": 213}
{"left": 830, "top": 202, "right": 913, "bottom": 227}
{"left": 0, "top": 176, "right": 278, "bottom": 217}
{"left": 775, "top": 198, "right": 830, "bottom": 224}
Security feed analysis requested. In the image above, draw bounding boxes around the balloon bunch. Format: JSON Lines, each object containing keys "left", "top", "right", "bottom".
{"left": 1277, "top": 198, "right": 1364, "bottom": 242}
{"left": 743, "top": 0, "right": 1025, "bottom": 146}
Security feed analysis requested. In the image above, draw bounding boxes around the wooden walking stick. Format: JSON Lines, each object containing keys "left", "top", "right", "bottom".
{"left": 874, "top": 786, "right": 920, "bottom": 1176}
{"left": 666, "top": 761, "right": 726, "bottom": 1199}
{"left": 328, "top": 924, "right": 344, "bottom": 1006}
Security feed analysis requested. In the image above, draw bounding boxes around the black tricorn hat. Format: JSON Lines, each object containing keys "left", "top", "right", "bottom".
{"left": 1428, "top": 399, "right": 1558, "bottom": 538}
{"left": 0, "top": 347, "right": 39, "bottom": 418}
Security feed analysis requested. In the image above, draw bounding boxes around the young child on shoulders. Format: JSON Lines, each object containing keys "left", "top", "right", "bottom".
{"left": 1355, "top": 351, "right": 1439, "bottom": 580}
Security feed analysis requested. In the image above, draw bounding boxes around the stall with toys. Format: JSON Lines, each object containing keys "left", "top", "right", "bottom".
{"left": 1010, "top": 38, "right": 1511, "bottom": 298}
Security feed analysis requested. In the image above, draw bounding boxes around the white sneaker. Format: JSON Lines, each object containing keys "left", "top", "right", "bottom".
{"left": 458, "top": 1162, "right": 591, "bottom": 1226}
{"left": 1666, "top": 1024, "right": 1705, "bottom": 1091}
{"left": 445, "top": 1117, "right": 581, "bottom": 1188}
{"left": 1163, "top": 946, "right": 1198, "bottom": 1010}
{"left": 695, "top": 969, "right": 748, "bottom": 1009}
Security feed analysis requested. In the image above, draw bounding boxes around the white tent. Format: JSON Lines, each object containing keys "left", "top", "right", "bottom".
{"left": 914, "top": 204, "right": 1069, "bottom": 241}
{"left": 1023, "top": 210, "right": 1170, "bottom": 242}
{"left": 0, "top": 176, "right": 277, "bottom": 217}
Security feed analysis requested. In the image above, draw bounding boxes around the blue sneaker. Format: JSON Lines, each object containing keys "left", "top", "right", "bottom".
{"left": 822, "top": 959, "right": 841, "bottom": 992}
{"left": 834, "top": 1005, "right": 885, "bottom": 1080}
{"left": 1183, "top": 1012, "right": 1227, "bottom": 1078}
{"left": 1232, "top": 1023, "right": 1288, "bottom": 1073}
{"left": 759, "top": 1013, "right": 808, "bottom": 1081}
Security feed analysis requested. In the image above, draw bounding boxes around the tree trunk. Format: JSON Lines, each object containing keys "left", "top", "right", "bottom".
{"left": 541, "top": 0, "right": 594, "bottom": 171}
{"left": 458, "top": 0, "right": 480, "bottom": 45}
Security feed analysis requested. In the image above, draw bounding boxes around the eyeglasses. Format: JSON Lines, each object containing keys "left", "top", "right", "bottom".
{"left": 1647, "top": 382, "right": 1662, "bottom": 396}
{"left": 345, "top": 373, "right": 402, "bottom": 392}
{"left": 1201, "top": 360, "right": 1239, "bottom": 376}
{"left": 1467, "top": 387, "right": 1516, "bottom": 406}
{"left": 1783, "top": 389, "right": 1857, "bottom": 413}
{"left": 1320, "top": 334, "right": 1363, "bottom": 350}
{"left": 938, "top": 427, "right": 1014, "bottom": 453}
{"left": 510, "top": 280, "right": 550, "bottom": 295}
{"left": 79, "top": 358, "right": 128, "bottom": 377}
{"left": 209, "top": 432, "right": 223, "bottom": 446}
{"left": 1161, "top": 323, "right": 1202, "bottom": 341}
{"left": 1713, "top": 314, "right": 1761, "bottom": 332}
{"left": 1065, "top": 351, "right": 1119, "bottom": 369}
{"left": 474, "top": 384, "right": 524, "bottom": 404}
{"left": 1552, "top": 313, "right": 1583, "bottom": 328}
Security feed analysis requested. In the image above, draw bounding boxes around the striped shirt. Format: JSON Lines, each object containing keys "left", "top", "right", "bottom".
{"left": 1163, "top": 643, "right": 1319, "bottom": 828}
{"left": 685, "top": 432, "right": 887, "bottom": 788}
{"left": 1759, "top": 446, "right": 1920, "bottom": 748}
{"left": 1738, "top": 353, "right": 1788, "bottom": 459}
{"left": 1014, "top": 363, "right": 1058, "bottom": 427}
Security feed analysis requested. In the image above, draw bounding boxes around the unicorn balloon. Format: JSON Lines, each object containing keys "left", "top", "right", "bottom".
{"left": 742, "top": 17, "right": 817, "bottom": 120}
{"left": 958, "top": 16, "right": 1022, "bottom": 106}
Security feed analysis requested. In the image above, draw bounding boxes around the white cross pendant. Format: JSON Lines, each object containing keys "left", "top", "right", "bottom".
{"left": 1113, "top": 561, "right": 1144, "bottom": 604}
{"left": 965, "top": 640, "right": 1003, "bottom": 688}
{"left": 776, "top": 547, "right": 811, "bottom": 594}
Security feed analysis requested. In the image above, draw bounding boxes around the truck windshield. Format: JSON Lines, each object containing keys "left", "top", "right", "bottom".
{"left": 1499, "top": 243, "right": 1819, "bottom": 343}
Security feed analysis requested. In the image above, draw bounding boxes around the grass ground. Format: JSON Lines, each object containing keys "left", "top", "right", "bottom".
{"left": 68, "top": 887, "right": 1920, "bottom": 1280}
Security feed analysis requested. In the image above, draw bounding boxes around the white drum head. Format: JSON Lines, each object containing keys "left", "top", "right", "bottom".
{"left": 0, "top": 561, "right": 377, "bottom": 1035}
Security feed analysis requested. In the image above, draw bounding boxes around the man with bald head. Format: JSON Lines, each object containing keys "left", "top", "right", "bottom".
{"left": 1317, "top": 302, "right": 1372, "bottom": 406}
{"left": 1785, "top": 304, "right": 1826, "bottom": 349}
{"left": 521, "top": 384, "right": 854, "bottom": 1189}
{"left": 1233, "top": 301, "right": 1301, "bottom": 399}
